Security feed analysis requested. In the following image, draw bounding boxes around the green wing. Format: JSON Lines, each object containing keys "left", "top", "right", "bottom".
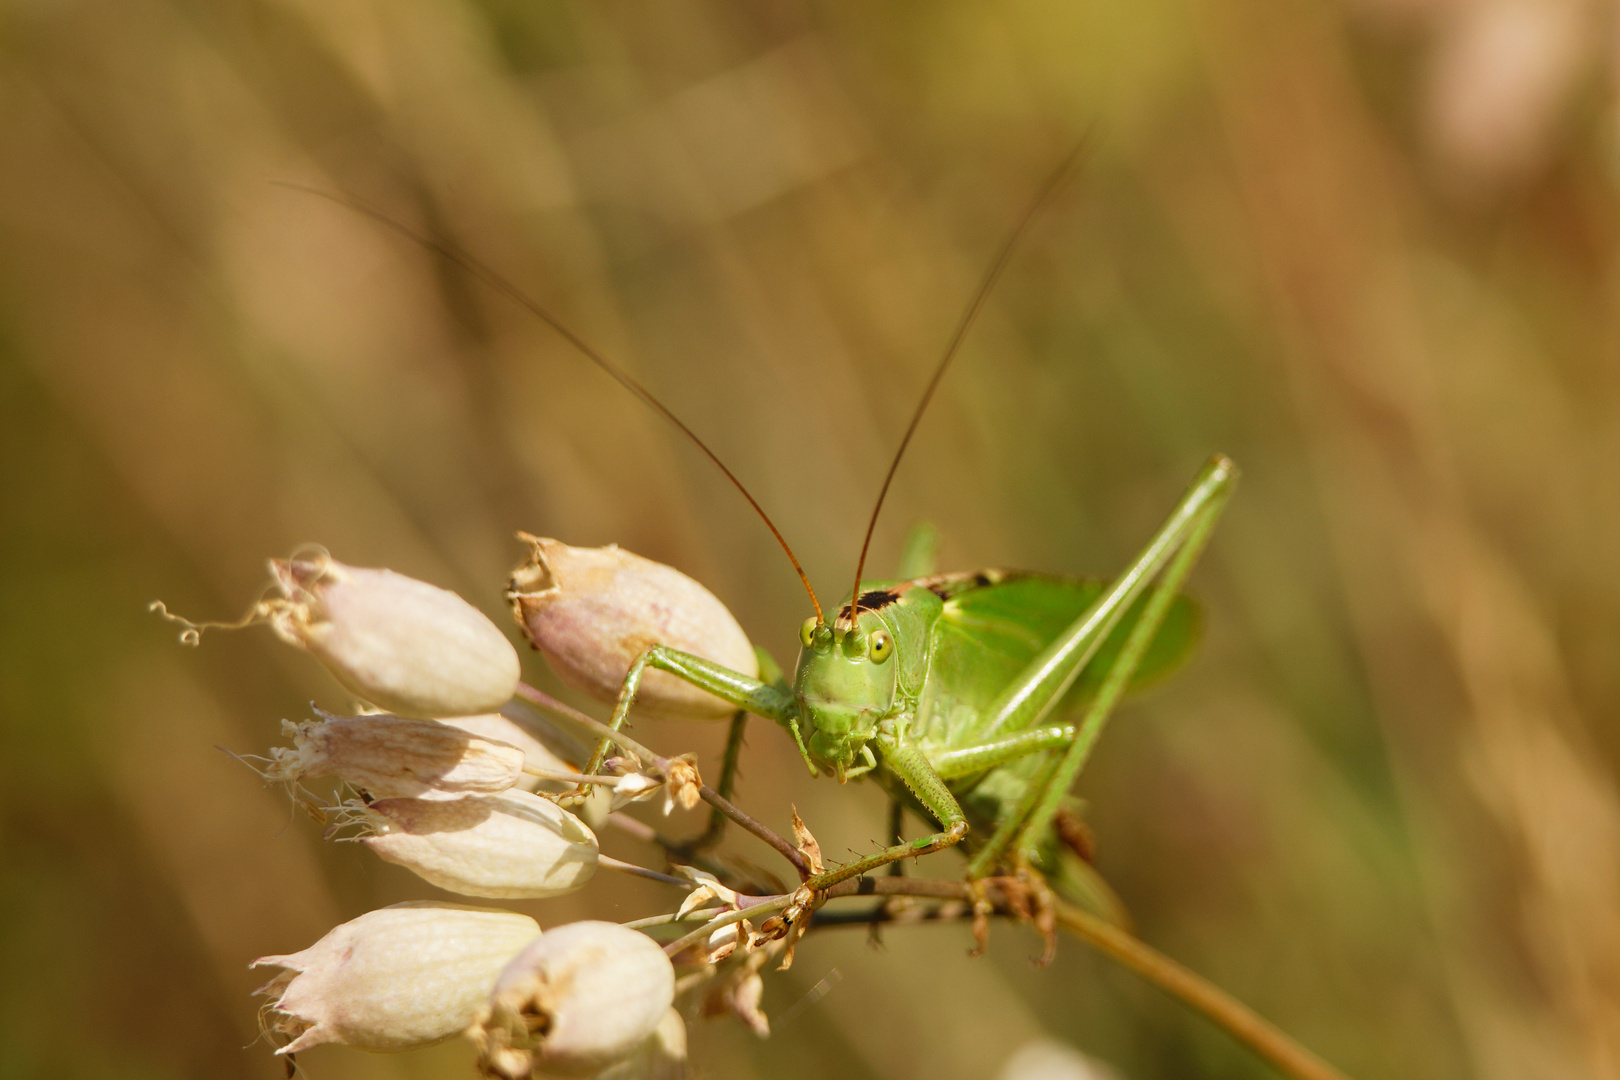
{"left": 916, "top": 572, "right": 1200, "bottom": 745}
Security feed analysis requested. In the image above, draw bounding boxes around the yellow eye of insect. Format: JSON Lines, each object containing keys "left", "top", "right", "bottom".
{"left": 800, "top": 616, "right": 819, "bottom": 648}
{"left": 868, "top": 630, "right": 893, "bottom": 663}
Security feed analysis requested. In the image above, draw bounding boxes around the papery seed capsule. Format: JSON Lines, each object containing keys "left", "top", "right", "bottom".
{"left": 265, "top": 712, "right": 525, "bottom": 799}
{"left": 268, "top": 555, "right": 520, "bottom": 718}
{"left": 596, "top": 1008, "right": 687, "bottom": 1080}
{"left": 356, "top": 789, "right": 598, "bottom": 899}
{"left": 437, "top": 712, "right": 580, "bottom": 794}
{"left": 469, "top": 920, "right": 676, "bottom": 1079}
{"left": 253, "top": 901, "right": 539, "bottom": 1054}
{"left": 507, "top": 536, "right": 756, "bottom": 721}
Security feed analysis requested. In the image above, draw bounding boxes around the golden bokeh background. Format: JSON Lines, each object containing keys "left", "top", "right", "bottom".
{"left": 3, "top": 1, "right": 1619, "bottom": 1078}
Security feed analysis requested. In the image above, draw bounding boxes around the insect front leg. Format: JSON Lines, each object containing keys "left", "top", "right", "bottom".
{"left": 583, "top": 645, "right": 805, "bottom": 776}
{"left": 886, "top": 798, "right": 906, "bottom": 877}
{"left": 682, "top": 646, "right": 790, "bottom": 852}
{"left": 966, "top": 455, "right": 1237, "bottom": 882}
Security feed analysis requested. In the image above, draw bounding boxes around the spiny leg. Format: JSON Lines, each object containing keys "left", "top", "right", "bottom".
{"left": 1012, "top": 460, "right": 1232, "bottom": 867}
{"left": 868, "top": 798, "right": 912, "bottom": 948}
{"left": 930, "top": 725, "right": 1076, "bottom": 779}
{"left": 961, "top": 456, "right": 1235, "bottom": 878}
{"left": 965, "top": 753, "right": 1061, "bottom": 957}
{"left": 979, "top": 456, "right": 1236, "bottom": 739}
{"left": 948, "top": 457, "right": 1236, "bottom": 957}
{"left": 995, "top": 516, "right": 1225, "bottom": 962}
{"left": 804, "top": 745, "right": 967, "bottom": 891}
{"left": 582, "top": 645, "right": 803, "bottom": 777}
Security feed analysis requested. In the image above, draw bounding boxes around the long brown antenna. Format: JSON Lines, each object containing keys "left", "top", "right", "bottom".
{"left": 279, "top": 183, "right": 824, "bottom": 623}
{"left": 844, "top": 139, "right": 1092, "bottom": 626}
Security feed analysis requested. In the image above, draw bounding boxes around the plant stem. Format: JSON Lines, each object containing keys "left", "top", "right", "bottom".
{"left": 598, "top": 855, "right": 692, "bottom": 888}
{"left": 695, "top": 784, "right": 809, "bottom": 879}
{"left": 623, "top": 907, "right": 723, "bottom": 931}
{"left": 661, "top": 894, "right": 793, "bottom": 957}
{"left": 764, "top": 875, "right": 1355, "bottom": 1080}
{"left": 513, "top": 683, "right": 660, "bottom": 761}
{"left": 1053, "top": 899, "right": 1350, "bottom": 1080}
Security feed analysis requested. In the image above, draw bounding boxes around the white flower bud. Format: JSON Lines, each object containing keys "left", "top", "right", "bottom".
{"left": 265, "top": 712, "right": 525, "bottom": 799}
{"left": 354, "top": 789, "right": 598, "bottom": 898}
{"left": 469, "top": 920, "right": 676, "bottom": 1079}
{"left": 996, "top": 1038, "right": 1124, "bottom": 1080}
{"left": 437, "top": 712, "right": 580, "bottom": 794}
{"left": 253, "top": 901, "right": 539, "bottom": 1054}
{"left": 268, "top": 554, "right": 520, "bottom": 718}
{"left": 595, "top": 1008, "right": 687, "bottom": 1080}
{"left": 507, "top": 536, "right": 756, "bottom": 721}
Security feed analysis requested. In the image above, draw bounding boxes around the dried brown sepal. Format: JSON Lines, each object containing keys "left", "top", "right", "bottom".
{"left": 661, "top": 755, "right": 703, "bottom": 814}
{"left": 709, "top": 969, "right": 770, "bottom": 1038}
{"left": 1052, "top": 805, "right": 1097, "bottom": 863}
{"left": 675, "top": 867, "right": 740, "bottom": 920}
{"left": 749, "top": 884, "right": 820, "bottom": 972}
{"left": 702, "top": 918, "right": 754, "bottom": 965}
{"left": 787, "top": 805, "right": 823, "bottom": 874}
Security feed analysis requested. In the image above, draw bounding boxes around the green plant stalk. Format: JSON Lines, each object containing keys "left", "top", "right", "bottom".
{"left": 1052, "top": 898, "right": 1350, "bottom": 1080}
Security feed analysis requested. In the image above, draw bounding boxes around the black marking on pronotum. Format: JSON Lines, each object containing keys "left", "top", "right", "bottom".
{"left": 836, "top": 589, "right": 903, "bottom": 621}
{"left": 920, "top": 568, "right": 1015, "bottom": 601}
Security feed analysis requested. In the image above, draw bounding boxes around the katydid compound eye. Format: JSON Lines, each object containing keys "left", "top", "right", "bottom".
{"left": 868, "top": 630, "right": 893, "bottom": 663}
{"left": 800, "top": 617, "right": 819, "bottom": 648}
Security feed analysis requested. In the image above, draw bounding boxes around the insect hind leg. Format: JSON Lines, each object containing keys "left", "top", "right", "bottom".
{"left": 960, "top": 457, "right": 1236, "bottom": 959}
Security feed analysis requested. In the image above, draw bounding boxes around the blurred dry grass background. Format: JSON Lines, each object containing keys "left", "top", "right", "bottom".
{"left": 2, "top": 0, "right": 1619, "bottom": 1078}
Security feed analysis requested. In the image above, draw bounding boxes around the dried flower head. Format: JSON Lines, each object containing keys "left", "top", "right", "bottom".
{"left": 268, "top": 554, "right": 521, "bottom": 718}
{"left": 351, "top": 789, "right": 598, "bottom": 899}
{"left": 264, "top": 712, "right": 525, "bottom": 800}
{"left": 469, "top": 920, "right": 676, "bottom": 1078}
{"left": 253, "top": 902, "right": 539, "bottom": 1053}
{"left": 508, "top": 536, "right": 756, "bottom": 720}
{"left": 705, "top": 969, "right": 769, "bottom": 1038}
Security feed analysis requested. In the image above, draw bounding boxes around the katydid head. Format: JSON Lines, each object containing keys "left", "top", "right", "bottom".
{"left": 792, "top": 607, "right": 899, "bottom": 782}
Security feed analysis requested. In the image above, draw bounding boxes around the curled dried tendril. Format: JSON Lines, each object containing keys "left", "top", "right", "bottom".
{"left": 149, "top": 544, "right": 335, "bottom": 645}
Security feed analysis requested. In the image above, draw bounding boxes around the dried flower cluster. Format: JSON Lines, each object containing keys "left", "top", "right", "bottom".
{"left": 164, "top": 542, "right": 795, "bottom": 1079}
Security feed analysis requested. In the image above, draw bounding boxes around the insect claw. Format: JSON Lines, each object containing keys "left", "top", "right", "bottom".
{"left": 1033, "top": 916, "right": 1058, "bottom": 968}
{"left": 967, "top": 879, "right": 995, "bottom": 958}
{"left": 1016, "top": 868, "right": 1059, "bottom": 968}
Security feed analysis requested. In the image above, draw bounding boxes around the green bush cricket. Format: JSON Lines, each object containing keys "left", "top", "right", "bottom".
{"left": 536, "top": 150, "right": 1240, "bottom": 950}
{"left": 577, "top": 458, "right": 1233, "bottom": 954}
{"left": 309, "top": 147, "right": 1236, "bottom": 955}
